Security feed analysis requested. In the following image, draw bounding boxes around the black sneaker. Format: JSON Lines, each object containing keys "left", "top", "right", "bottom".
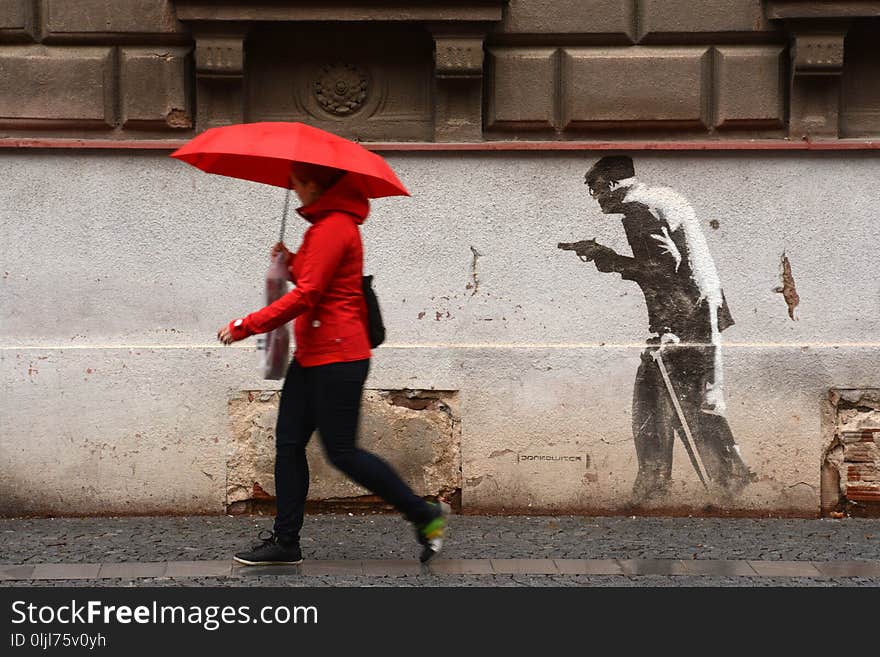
{"left": 233, "top": 530, "right": 303, "bottom": 566}
{"left": 415, "top": 501, "right": 450, "bottom": 563}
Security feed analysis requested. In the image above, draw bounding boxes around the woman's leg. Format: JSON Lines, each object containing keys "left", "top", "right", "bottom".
{"left": 272, "top": 360, "right": 316, "bottom": 543}
{"left": 314, "top": 359, "right": 435, "bottom": 526}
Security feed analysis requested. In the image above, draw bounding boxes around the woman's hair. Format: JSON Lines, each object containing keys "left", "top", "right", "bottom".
{"left": 290, "top": 162, "right": 345, "bottom": 190}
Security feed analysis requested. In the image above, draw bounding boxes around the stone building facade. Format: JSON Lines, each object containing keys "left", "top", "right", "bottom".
{"left": 2, "top": 1, "right": 879, "bottom": 517}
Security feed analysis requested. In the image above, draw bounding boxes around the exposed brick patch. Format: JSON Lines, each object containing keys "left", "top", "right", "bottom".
{"left": 823, "top": 389, "right": 880, "bottom": 516}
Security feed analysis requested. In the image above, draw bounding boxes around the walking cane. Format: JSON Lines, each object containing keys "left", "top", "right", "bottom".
{"left": 650, "top": 348, "right": 710, "bottom": 491}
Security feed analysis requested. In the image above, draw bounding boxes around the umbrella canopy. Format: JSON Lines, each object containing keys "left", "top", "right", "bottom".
{"left": 170, "top": 122, "right": 408, "bottom": 198}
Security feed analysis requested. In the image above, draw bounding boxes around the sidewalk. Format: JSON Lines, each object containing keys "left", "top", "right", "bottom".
{"left": 2, "top": 514, "right": 879, "bottom": 587}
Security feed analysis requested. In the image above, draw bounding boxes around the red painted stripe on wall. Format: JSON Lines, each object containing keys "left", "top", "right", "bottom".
{"left": 0, "top": 138, "right": 878, "bottom": 151}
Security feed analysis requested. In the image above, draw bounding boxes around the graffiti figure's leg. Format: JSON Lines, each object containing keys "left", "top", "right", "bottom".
{"left": 695, "top": 412, "right": 754, "bottom": 497}
{"left": 631, "top": 348, "right": 676, "bottom": 501}
{"left": 654, "top": 348, "right": 710, "bottom": 491}
{"left": 673, "top": 346, "right": 753, "bottom": 497}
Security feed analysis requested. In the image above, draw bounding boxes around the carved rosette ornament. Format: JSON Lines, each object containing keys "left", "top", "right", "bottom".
{"left": 313, "top": 63, "right": 370, "bottom": 116}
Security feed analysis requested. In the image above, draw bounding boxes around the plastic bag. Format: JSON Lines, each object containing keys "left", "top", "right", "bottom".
{"left": 256, "top": 251, "right": 291, "bottom": 379}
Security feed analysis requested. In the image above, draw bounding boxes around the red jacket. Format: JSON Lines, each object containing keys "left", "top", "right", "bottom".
{"left": 228, "top": 174, "right": 372, "bottom": 367}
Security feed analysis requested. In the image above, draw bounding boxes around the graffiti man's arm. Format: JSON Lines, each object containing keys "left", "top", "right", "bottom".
{"left": 558, "top": 241, "right": 662, "bottom": 280}
{"left": 593, "top": 249, "right": 635, "bottom": 274}
{"left": 594, "top": 251, "right": 677, "bottom": 282}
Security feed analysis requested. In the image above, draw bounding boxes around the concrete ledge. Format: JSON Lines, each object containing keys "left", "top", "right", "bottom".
{"left": 2, "top": 559, "right": 877, "bottom": 580}
{"left": 747, "top": 561, "right": 823, "bottom": 577}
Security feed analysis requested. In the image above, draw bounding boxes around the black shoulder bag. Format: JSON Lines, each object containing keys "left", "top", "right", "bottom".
{"left": 362, "top": 274, "right": 386, "bottom": 348}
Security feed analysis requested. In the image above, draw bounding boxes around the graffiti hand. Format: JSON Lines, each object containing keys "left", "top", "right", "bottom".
{"left": 651, "top": 228, "right": 682, "bottom": 271}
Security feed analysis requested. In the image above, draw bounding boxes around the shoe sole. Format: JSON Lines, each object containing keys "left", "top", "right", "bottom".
{"left": 233, "top": 556, "right": 303, "bottom": 566}
{"left": 419, "top": 501, "right": 452, "bottom": 563}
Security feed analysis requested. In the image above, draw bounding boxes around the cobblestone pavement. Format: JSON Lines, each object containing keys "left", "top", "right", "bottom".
{"left": 1, "top": 514, "right": 879, "bottom": 586}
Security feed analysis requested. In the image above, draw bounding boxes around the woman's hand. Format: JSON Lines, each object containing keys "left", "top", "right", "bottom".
{"left": 270, "top": 241, "right": 292, "bottom": 263}
{"left": 217, "top": 325, "right": 234, "bottom": 345}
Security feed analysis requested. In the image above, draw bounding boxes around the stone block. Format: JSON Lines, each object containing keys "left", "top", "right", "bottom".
{"left": 195, "top": 36, "right": 244, "bottom": 77}
{"left": 486, "top": 48, "right": 556, "bottom": 130}
{"left": 226, "top": 390, "right": 460, "bottom": 507}
{"left": 434, "top": 36, "right": 484, "bottom": 79}
{"left": 561, "top": 47, "right": 709, "bottom": 130}
{"left": 715, "top": 47, "right": 785, "bottom": 128}
{"left": 43, "top": 0, "right": 182, "bottom": 39}
{"left": 498, "top": 0, "right": 636, "bottom": 39}
{"left": 0, "top": 46, "right": 114, "bottom": 127}
{"left": 121, "top": 47, "right": 192, "bottom": 129}
{"left": 0, "top": 0, "right": 36, "bottom": 41}
{"left": 639, "top": 0, "right": 771, "bottom": 37}
{"left": 793, "top": 33, "right": 845, "bottom": 74}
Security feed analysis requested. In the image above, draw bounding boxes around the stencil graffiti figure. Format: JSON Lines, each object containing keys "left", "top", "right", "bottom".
{"left": 559, "top": 156, "right": 755, "bottom": 503}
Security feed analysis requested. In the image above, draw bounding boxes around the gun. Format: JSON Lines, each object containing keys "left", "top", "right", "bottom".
{"left": 557, "top": 239, "right": 601, "bottom": 262}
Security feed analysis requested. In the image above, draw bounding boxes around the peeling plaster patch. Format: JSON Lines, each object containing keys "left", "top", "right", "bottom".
{"left": 166, "top": 108, "right": 192, "bottom": 128}
{"left": 226, "top": 389, "right": 461, "bottom": 510}
{"left": 386, "top": 390, "right": 450, "bottom": 412}
{"left": 774, "top": 252, "right": 800, "bottom": 320}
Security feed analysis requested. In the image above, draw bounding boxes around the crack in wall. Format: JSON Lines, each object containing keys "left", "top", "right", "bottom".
{"left": 469, "top": 245, "right": 481, "bottom": 296}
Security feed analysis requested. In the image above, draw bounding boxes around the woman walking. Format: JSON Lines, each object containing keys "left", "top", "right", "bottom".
{"left": 218, "top": 163, "right": 447, "bottom": 565}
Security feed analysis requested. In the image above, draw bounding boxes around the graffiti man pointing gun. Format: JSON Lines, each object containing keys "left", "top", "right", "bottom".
{"left": 557, "top": 155, "right": 754, "bottom": 505}
{"left": 557, "top": 240, "right": 616, "bottom": 266}
{"left": 558, "top": 240, "right": 623, "bottom": 274}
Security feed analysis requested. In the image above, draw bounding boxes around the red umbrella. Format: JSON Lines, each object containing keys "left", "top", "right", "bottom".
{"left": 170, "top": 121, "right": 408, "bottom": 198}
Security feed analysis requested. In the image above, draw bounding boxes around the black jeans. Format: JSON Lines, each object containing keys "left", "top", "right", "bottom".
{"left": 273, "top": 358, "right": 434, "bottom": 542}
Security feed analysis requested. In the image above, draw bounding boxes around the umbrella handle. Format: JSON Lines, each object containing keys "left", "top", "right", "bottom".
{"left": 279, "top": 188, "right": 292, "bottom": 243}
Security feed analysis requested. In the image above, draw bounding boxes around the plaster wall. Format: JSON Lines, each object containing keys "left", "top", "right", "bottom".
{"left": 2, "top": 151, "right": 878, "bottom": 515}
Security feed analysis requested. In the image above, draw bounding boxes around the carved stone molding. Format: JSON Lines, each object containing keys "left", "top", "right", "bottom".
{"left": 188, "top": 26, "right": 249, "bottom": 130}
{"left": 313, "top": 63, "right": 371, "bottom": 116}
{"left": 765, "top": 1, "right": 880, "bottom": 20}
{"left": 429, "top": 29, "right": 488, "bottom": 141}
{"left": 762, "top": 2, "right": 874, "bottom": 138}
{"left": 195, "top": 35, "right": 245, "bottom": 78}
{"left": 792, "top": 32, "right": 845, "bottom": 75}
{"left": 173, "top": 1, "right": 505, "bottom": 22}
{"left": 786, "top": 28, "right": 849, "bottom": 138}
{"left": 173, "top": 1, "right": 505, "bottom": 139}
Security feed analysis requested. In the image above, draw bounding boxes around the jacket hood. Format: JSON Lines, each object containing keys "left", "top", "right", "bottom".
{"left": 297, "top": 173, "right": 370, "bottom": 225}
